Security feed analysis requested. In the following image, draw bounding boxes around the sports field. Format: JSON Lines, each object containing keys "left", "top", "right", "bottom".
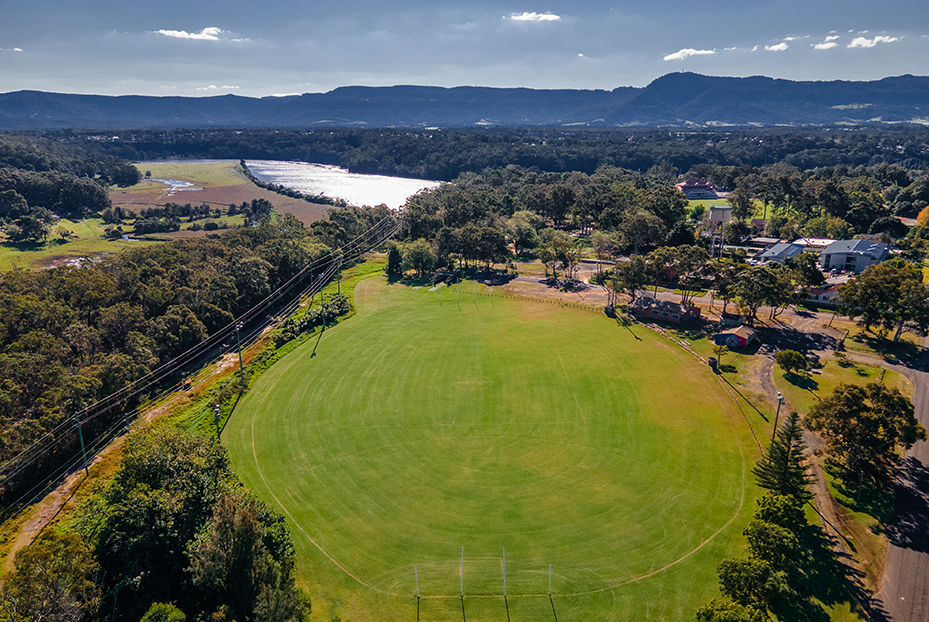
{"left": 225, "top": 277, "right": 758, "bottom": 621}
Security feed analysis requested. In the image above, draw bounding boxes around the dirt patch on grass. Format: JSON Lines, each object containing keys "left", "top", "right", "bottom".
{"left": 111, "top": 184, "right": 330, "bottom": 226}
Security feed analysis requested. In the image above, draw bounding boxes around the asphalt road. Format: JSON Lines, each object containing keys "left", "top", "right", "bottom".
{"left": 877, "top": 354, "right": 929, "bottom": 622}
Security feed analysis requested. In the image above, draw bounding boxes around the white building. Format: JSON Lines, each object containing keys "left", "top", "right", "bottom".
{"left": 819, "top": 240, "right": 890, "bottom": 273}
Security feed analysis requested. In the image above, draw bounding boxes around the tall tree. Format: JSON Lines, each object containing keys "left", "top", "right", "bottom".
{"left": 805, "top": 382, "right": 927, "bottom": 482}
{"left": 613, "top": 255, "right": 649, "bottom": 304}
{"left": 838, "top": 259, "right": 929, "bottom": 342}
{"left": 752, "top": 412, "right": 813, "bottom": 502}
{"left": 617, "top": 211, "right": 666, "bottom": 255}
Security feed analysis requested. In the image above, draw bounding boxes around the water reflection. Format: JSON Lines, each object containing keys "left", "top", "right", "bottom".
{"left": 245, "top": 160, "right": 441, "bottom": 209}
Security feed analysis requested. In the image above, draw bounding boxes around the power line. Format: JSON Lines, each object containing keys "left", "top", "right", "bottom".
{"left": 0, "top": 217, "right": 398, "bottom": 500}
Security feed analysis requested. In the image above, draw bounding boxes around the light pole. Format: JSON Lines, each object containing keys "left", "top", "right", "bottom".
{"left": 772, "top": 391, "right": 784, "bottom": 443}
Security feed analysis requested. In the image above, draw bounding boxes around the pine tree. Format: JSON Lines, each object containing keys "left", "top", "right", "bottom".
{"left": 752, "top": 411, "right": 812, "bottom": 502}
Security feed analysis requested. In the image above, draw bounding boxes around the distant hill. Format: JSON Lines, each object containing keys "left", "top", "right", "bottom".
{"left": 1, "top": 73, "right": 928, "bottom": 130}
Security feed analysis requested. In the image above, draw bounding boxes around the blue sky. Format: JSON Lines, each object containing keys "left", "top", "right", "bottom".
{"left": 1, "top": 0, "right": 927, "bottom": 96}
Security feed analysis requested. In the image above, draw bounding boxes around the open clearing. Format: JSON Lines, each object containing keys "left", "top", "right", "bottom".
{"left": 224, "top": 277, "right": 758, "bottom": 622}
{"left": 111, "top": 160, "right": 331, "bottom": 226}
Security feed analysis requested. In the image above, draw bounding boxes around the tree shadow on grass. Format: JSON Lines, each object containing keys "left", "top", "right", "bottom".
{"left": 1, "top": 239, "right": 46, "bottom": 251}
{"left": 783, "top": 371, "right": 819, "bottom": 392}
{"left": 825, "top": 462, "right": 896, "bottom": 525}
{"left": 775, "top": 521, "right": 868, "bottom": 622}
{"left": 849, "top": 330, "right": 924, "bottom": 366}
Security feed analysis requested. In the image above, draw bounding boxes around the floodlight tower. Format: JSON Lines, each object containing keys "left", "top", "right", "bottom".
{"left": 772, "top": 391, "right": 784, "bottom": 443}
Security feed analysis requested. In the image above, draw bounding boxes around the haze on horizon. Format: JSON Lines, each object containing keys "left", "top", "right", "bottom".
{"left": 2, "top": 0, "right": 928, "bottom": 98}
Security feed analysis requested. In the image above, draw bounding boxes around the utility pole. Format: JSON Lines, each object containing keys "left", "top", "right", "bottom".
{"left": 74, "top": 412, "right": 89, "bottom": 476}
{"left": 235, "top": 322, "right": 246, "bottom": 393}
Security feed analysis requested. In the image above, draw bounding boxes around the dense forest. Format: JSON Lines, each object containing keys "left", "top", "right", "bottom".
{"left": 0, "top": 135, "right": 140, "bottom": 242}
{"left": 24, "top": 125, "right": 929, "bottom": 182}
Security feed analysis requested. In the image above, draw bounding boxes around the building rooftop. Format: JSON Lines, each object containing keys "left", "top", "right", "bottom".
{"left": 821, "top": 239, "right": 890, "bottom": 256}
{"left": 792, "top": 237, "right": 836, "bottom": 248}
{"left": 760, "top": 242, "right": 804, "bottom": 262}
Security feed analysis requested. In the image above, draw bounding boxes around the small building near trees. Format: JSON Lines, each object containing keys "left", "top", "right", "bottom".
{"left": 714, "top": 326, "right": 756, "bottom": 348}
{"left": 630, "top": 297, "right": 701, "bottom": 324}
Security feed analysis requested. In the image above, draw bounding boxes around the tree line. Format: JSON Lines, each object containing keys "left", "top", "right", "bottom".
{"left": 31, "top": 126, "right": 929, "bottom": 183}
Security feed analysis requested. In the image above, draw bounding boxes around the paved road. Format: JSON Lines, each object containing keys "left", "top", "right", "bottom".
{"left": 876, "top": 350, "right": 929, "bottom": 622}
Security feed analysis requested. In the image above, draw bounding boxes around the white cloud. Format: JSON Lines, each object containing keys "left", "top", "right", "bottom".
{"left": 0, "top": 47, "right": 23, "bottom": 52}
{"left": 848, "top": 35, "right": 900, "bottom": 48}
{"left": 507, "top": 12, "right": 561, "bottom": 22}
{"left": 723, "top": 47, "right": 738, "bottom": 51}
{"left": 156, "top": 26, "right": 224, "bottom": 41}
{"left": 577, "top": 53, "right": 584, "bottom": 57}
{"left": 765, "top": 42, "right": 789, "bottom": 51}
{"left": 813, "top": 36, "right": 839, "bottom": 50}
{"left": 196, "top": 85, "right": 240, "bottom": 91}
{"left": 663, "top": 48, "right": 715, "bottom": 61}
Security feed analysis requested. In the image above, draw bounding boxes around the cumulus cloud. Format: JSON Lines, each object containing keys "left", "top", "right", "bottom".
{"left": 765, "top": 42, "right": 789, "bottom": 51}
{"left": 848, "top": 35, "right": 900, "bottom": 48}
{"left": 663, "top": 48, "right": 715, "bottom": 61}
{"left": 156, "top": 26, "right": 224, "bottom": 40}
{"left": 507, "top": 12, "right": 561, "bottom": 22}
{"left": 813, "top": 36, "right": 840, "bottom": 50}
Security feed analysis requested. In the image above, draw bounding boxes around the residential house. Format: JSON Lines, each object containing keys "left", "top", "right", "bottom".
{"left": 805, "top": 284, "right": 840, "bottom": 306}
{"left": 819, "top": 239, "right": 890, "bottom": 273}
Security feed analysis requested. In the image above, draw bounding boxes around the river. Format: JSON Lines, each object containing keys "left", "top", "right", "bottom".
{"left": 245, "top": 160, "right": 441, "bottom": 210}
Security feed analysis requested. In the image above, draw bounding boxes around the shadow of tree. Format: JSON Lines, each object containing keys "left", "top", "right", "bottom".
{"left": 756, "top": 324, "right": 840, "bottom": 358}
{"left": 884, "top": 457, "right": 929, "bottom": 553}
{"left": 849, "top": 330, "right": 924, "bottom": 366}
{"left": 784, "top": 372, "right": 819, "bottom": 392}
{"left": 774, "top": 522, "right": 864, "bottom": 622}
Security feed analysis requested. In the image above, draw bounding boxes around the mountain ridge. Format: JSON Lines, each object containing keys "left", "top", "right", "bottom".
{"left": 1, "top": 73, "right": 927, "bottom": 130}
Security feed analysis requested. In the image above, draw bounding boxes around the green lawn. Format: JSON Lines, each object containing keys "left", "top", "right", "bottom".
{"left": 127, "top": 160, "right": 247, "bottom": 190}
{"left": 0, "top": 218, "right": 147, "bottom": 270}
{"left": 774, "top": 358, "right": 912, "bottom": 417}
{"left": 224, "top": 276, "right": 761, "bottom": 622}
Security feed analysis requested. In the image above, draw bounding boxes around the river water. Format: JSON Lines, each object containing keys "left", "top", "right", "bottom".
{"left": 245, "top": 160, "right": 441, "bottom": 210}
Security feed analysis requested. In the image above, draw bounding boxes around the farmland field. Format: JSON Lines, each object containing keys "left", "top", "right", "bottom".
{"left": 224, "top": 276, "right": 759, "bottom": 621}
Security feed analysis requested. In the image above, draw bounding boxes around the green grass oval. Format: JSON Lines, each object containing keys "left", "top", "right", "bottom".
{"left": 225, "top": 277, "right": 754, "bottom": 620}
